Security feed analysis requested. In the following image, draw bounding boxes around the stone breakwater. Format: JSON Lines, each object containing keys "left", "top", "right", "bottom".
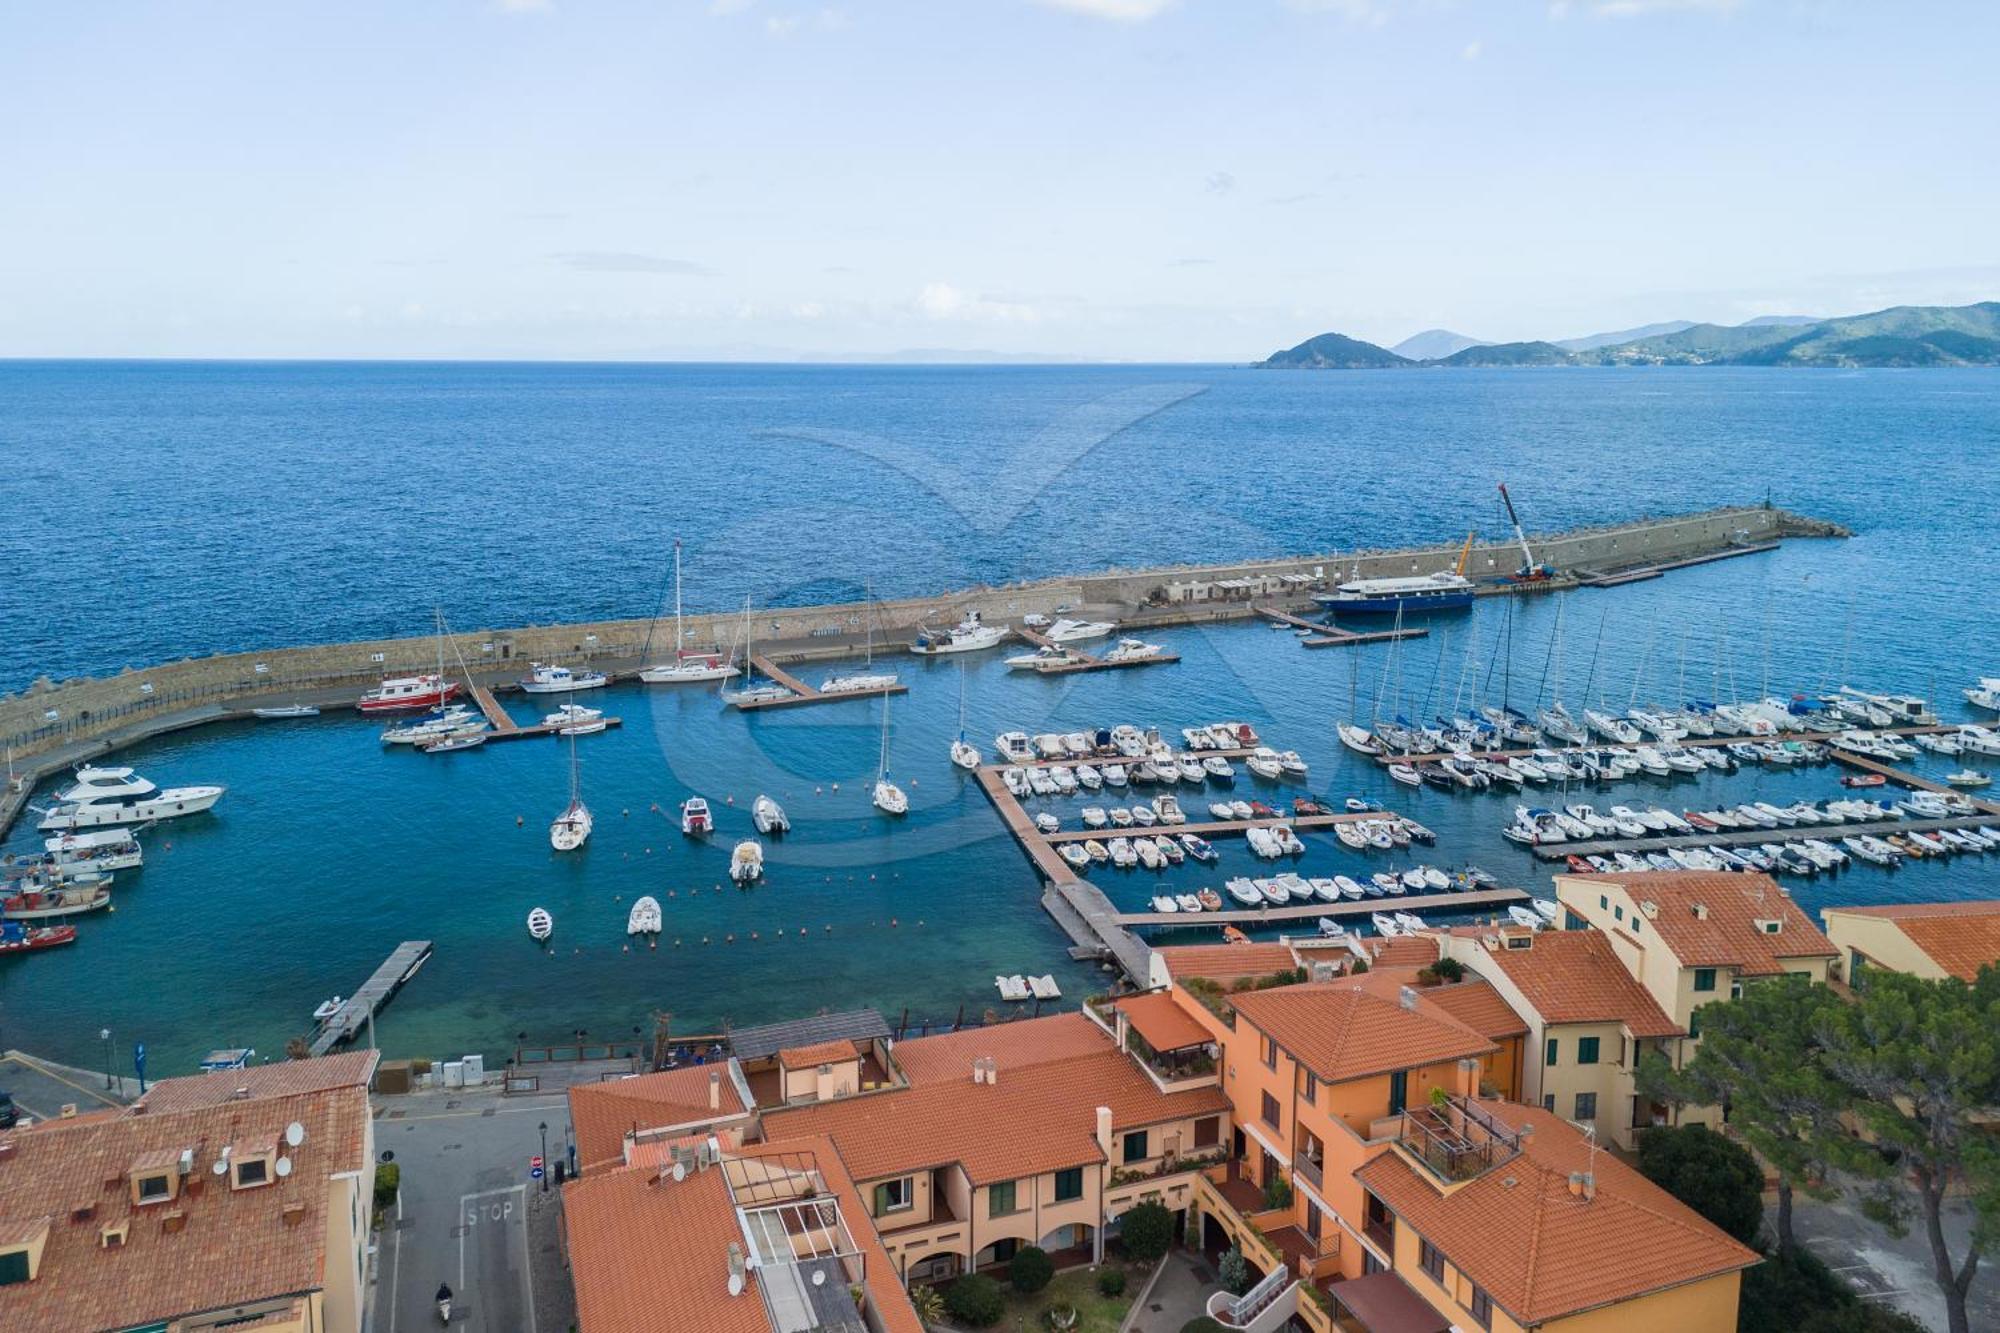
{"left": 0, "top": 505, "right": 1842, "bottom": 771}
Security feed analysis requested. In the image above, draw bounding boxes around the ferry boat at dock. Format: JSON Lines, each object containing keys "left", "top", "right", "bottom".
{"left": 357, "top": 673, "right": 462, "bottom": 713}
{"left": 36, "top": 766, "right": 224, "bottom": 831}
{"left": 1315, "top": 571, "right": 1475, "bottom": 617}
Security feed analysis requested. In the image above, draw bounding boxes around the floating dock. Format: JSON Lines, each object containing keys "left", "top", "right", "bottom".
{"left": 1116, "top": 886, "right": 1529, "bottom": 929}
{"left": 1008, "top": 625, "right": 1179, "bottom": 674}
{"left": 726, "top": 655, "right": 908, "bottom": 711}
{"left": 309, "top": 940, "right": 433, "bottom": 1056}
{"left": 1256, "top": 606, "right": 1430, "bottom": 649}
{"left": 1042, "top": 811, "right": 1385, "bottom": 843}
{"left": 1382, "top": 722, "right": 1959, "bottom": 768}
{"left": 463, "top": 684, "right": 622, "bottom": 741}
{"left": 1573, "top": 539, "right": 1781, "bottom": 588}
{"left": 1828, "top": 748, "right": 2000, "bottom": 817}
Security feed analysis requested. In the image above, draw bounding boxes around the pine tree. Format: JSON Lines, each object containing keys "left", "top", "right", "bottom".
{"left": 1641, "top": 974, "right": 1865, "bottom": 1254}
{"left": 1816, "top": 966, "right": 2000, "bottom": 1333}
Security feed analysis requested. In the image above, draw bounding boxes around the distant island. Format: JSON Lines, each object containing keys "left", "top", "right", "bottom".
{"left": 1261, "top": 301, "right": 2000, "bottom": 369}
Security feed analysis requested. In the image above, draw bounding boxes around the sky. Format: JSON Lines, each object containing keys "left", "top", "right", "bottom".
{"left": 1, "top": 0, "right": 1996, "bottom": 361}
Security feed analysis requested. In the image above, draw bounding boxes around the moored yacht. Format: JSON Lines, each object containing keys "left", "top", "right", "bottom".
{"left": 37, "top": 766, "right": 225, "bottom": 832}
{"left": 519, "top": 662, "right": 609, "bottom": 694}
{"left": 639, "top": 541, "right": 741, "bottom": 683}
{"left": 358, "top": 673, "right": 461, "bottom": 713}
{"left": 1044, "top": 618, "right": 1117, "bottom": 642}
{"left": 1315, "top": 571, "right": 1475, "bottom": 616}
{"left": 910, "top": 610, "right": 1007, "bottom": 655}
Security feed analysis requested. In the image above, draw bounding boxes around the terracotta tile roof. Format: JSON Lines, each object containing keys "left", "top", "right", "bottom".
{"left": 571, "top": 1066, "right": 749, "bottom": 1173}
{"left": 132, "top": 1050, "right": 379, "bottom": 1113}
{"left": 891, "top": 1012, "right": 1113, "bottom": 1085}
{"left": 778, "top": 1039, "right": 860, "bottom": 1069}
{"left": 1356, "top": 1102, "right": 1758, "bottom": 1324}
{"left": 1228, "top": 981, "right": 1496, "bottom": 1084}
{"left": 1478, "top": 931, "right": 1682, "bottom": 1038}
{"left": 1415, "top": 981, "right": 1531, "bottom": 1040}
{"left": 1112, "top": 992, "right": 1213, "bottom": 1052}
{"left": 1823, "top": 900, "right": 2000, "bottom": 982}
{"left": 564, "top": 1134, "right": 926, "bottom": 1333}
{"left": 1156, "top": 941, "right": 1301, "bottom": 984}
{"left": 1558, "top": 871, "right": 1835, "bottom": 975}
{"left": 1366, "top": 934, "right": 1443, "bottom": 968}
{"left": 762, "top": 1014, "right": 1228, "bottom": 1184}
{"left": 0, "top": 1059, "right": 374, "bottom": 1333}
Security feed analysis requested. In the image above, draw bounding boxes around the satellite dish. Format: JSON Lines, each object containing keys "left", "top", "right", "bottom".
{"left": 275, "top": 1156, "right": 294, "bottom": 1179}
{"left": 285, "top": 1122, "right": 305, "bottom": 1148}
{"left": 810, "top": 1270, "right": 826, "bottom": 1287}
{"left": 671, "top": 1161, "right": 687, "bottom": 1182}
{"left": 727, "top": 1273, "right": 745, "bottom": 1297}
{"left": 211, "top": 1157, "right": 229, "bottom": 1176}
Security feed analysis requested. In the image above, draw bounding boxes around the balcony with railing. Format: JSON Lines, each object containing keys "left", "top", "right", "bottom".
{"left": 1393, "top": 1095, "right": 1524, "bottom": 1185}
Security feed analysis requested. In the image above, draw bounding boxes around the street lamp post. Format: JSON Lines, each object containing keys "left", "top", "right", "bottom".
{"left": 539, "top": 1121, "right": 550, "bottom": 1193}
{"left": 100, "top": 1027, "right": 113, "bottom": 1090}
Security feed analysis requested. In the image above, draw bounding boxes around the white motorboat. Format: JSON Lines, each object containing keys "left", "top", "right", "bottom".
{"left": 1946, "top": 769, "right": 1992, "bottom": 788}
{"left": 36, "top": 766, "right": 225, "bottom": 832}
{"left": 421, "top": 725, "right": 488, "bottom": 753}
{"left": 312, "top": 996, "right": 344, "bottom": 1022}
{"left": 1110, "top": 807, "right": 1134, "bottom": 827}
{"left": 720, "top": 604, "right": 798, "bottom": 707}
{"left": 1008, "top": 647, "right": 1076, "bottom": 670}
{"left": 1076, "top": 763, "right": 1103, "bottom": 789}
{"left": 252, "top": 703, "right": 321, "bottom": 719}
{"left": 753, "top": 795, "right": 791, "bottom": 834}
{"left": 1387, "top": 763, "right": 1421, "bottom": 788}
{"left": 1045, "top": 618, "right": 1117, "bottom": 642}
{"left": 1060, "top": 844, "right": 1092, "bottom": 870}
{"left": 1257, "top": 877, "right": 1290, "bottom": 904}
{"left": 729, "top": 840, "right": 765, "bottom": 883}
{"left": 1245, "top": 748, "right": 1285, "bottom": 779}
{"left": 520, "top": 662, "right": 609, "bottom": 694}
{"left": 1035, "top": 812, "right": 1061, "bottom": 834}
{"left": 380, "top": 705, "right": 478, "bottom": 744}
{"left": 995, "top": 731, "right": 1036, "bottom": 763}
{"left": 1532, "top": 898, "right": 1560, "bottom": 924}
{"left": 951, "top": 738, "right": 982, "bottom": 770}
{"left": 1334, "top": 875, "right": 1366, "bottom": 900}
{"left": 639, "top": 541, "right": 742, "bottom": 683}
{"left": 24, "top": 828, "right": 145, "bottom": 876}
{"left": 543, "top": 702, "right": 608, "bottom": 736}
{"left": 527, "top": 907, "right": 553, "bottom": 942}
{"left": 1135, "top": 839, "right": 1162, "bottom": 869}
{"left": 1100, "top": 638, "right": 1167, "bottom": 664}
{"left": 1082, "top": 806, "right": 1108, "bottom": 828}
{"left": 1149, "top": 894, "right": 1178, "bottom": 914}
{"left": 681, "top": 797, "right": 713, "bottom": 836}
{"left": 1507, "top": 905, "right": 1545, "bottom": 931}
{"left": 627, "top": 896, "right": 662, "bottom": 935}
{"left": 910, "top": 610, "right": 1007, "bottom": 655}
{"left": 1225, "top": 877, "right": 1261, "bottom": 907}
{"left": 1370, "top": 912, "right": 1401, "bottom": 937}
{"left": 821, "top": 670, "right": 901, "bottom": 695}
{"left": 1084, "top": 839, "right": 1110, "bottom": 862}
{"left": 1202, "top": 756, "right": 1235, "bottom": 781}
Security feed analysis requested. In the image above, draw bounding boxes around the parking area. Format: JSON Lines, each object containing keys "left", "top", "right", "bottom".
{"left": 1785, "top": 1192, "right": 1997, "bottom": 1333}
{"left": 370, "top": 1083, "right": 575, "bottom": 1332}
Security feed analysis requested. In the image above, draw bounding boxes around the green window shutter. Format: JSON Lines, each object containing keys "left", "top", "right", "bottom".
{"left": 1577, "top": 1037, "right": 1600, "bottom": 1065}
{"left": 1545, "top": 1037, "right": 1558, "bottom": 1066}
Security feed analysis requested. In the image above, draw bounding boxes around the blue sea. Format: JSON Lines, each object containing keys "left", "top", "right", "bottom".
{"left": 1, "top": 362, "right": 1997, "bottom": 1074}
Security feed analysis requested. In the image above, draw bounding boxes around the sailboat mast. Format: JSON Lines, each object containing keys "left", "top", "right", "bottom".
{"left": 673, "top": 540, "right": 684, "bottom": 660}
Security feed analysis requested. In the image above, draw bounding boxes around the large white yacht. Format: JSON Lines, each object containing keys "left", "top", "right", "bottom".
{"left": 1043, "top": 618, "right": 1117, "bottom": 643}
{"left": 37, "top": 766, "right": 225, "bottom": 831}
{"left": 909, "top": 611, "right": 1007, "bottom": 656}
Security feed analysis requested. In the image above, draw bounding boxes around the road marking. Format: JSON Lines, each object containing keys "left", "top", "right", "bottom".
{"left": 383, "top": 1103, "right": 567, "bottom": 1123}
{"left": 386, "top": 1187, "right": 404, "bottom": 1333}
{"left": 458, "top": 1185, "right": 526, "bottom": 1319}
{"left": 1, "top": 1053, "right": 124, "bottom": 1107}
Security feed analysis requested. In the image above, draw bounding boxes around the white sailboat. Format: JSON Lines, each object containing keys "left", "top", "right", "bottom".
{"left": 721, "top": 600, "right": 795, "bottom": 707}
{"left": 823, "top": 585, "right": 901, "bottom": 694}
{"left": 550, "top": 735, "right": 591, "bottom": 852}
{"left": 640, "top": 540, "right": 741, "bottom": 684}
{"left": 949, "top": 662, "right": 981, "bottom": 769}
{"left": 872, "top": 691, "right": 909, "bottom": 815}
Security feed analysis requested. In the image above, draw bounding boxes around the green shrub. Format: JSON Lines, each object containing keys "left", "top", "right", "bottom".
{"left": 1217, "top": 1245, "right": 1251, "bottom": 1296}
{"left": 1096, "top": 1268, "right": 1127, "bottom": 1297}
{"left": 943, "top": 1274, "right": 1006, "bottom": 1328}
{"left": 1118, "top": 1200, "right": 1175, "bottom": 1263}
{"left": 372, "top": 1163, "right": 400, "bottom": 1210}
{"left": 1431, "top": 957, "right": 1465, "bottom": 982}
{"left": 1009, "top": 1245, "right": 1054, "bottom": 1294}
{"left": 1260, "top": 1174, "right": 1292, "bottom": 1210}
{"left": 1636, "top": 1125, "right": 1764, "bottom": 1247}
{"left": 1738, "top": 1249, "right": 1925, "bottom": 1333}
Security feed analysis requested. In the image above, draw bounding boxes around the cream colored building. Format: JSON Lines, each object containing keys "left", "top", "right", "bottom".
{"left": 1820, "top": 899, "right": 2000, "bottom": 984}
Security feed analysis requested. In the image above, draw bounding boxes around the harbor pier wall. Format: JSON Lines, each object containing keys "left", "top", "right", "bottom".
{"left": 0, "top": 506, "right": 1841, "bottom": 786}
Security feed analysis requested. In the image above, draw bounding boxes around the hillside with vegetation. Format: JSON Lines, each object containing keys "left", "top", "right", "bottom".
{"left": 1256, "top": 301, "right": 2000, "bottom": 369}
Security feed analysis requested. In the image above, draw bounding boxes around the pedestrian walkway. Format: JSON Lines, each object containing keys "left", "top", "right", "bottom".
{"left": 1121, "top": 1248, "right": 1218, "bottom": 1333}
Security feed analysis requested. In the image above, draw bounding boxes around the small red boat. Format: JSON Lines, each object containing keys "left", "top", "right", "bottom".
{"left": 1292, "top": 797, "right": 1325, "bottom": 816}
{"left": 1566, "top": 854, "right": 1594, "bottom": 874}
{"left": 357, "top": 674, "right": 463, "bottom": 714}
{"left": 1840, "top": 774, "right": 1887, "bottom": 788}
{"left": 1248, "top": 800, "right": 1277, "bottom": 819}
{"left": 0, "top": 921, "right": 79, "bottom": 953}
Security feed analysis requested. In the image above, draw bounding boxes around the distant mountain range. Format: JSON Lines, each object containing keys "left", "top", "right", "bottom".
{"left": 1259, "top": 303, "right": 2000, "bottom": 369}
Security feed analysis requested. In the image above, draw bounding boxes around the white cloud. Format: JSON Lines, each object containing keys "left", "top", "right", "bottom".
{"left": 765, "top": 14, "right": 800, "bottom": 36}
{"left": 1032, "top": 0, "right": 1175, "bottom": 22}
{"left": 1462, "top": 39, "right": 1482, "bottom": 60}
{"left": 915, "top": 282, "right": 1040, "bottom": 323}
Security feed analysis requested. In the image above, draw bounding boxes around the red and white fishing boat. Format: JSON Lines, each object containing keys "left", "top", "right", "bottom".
{"left": 357, "top": 673, "right": 462, "bottom": 714}
{"left": 0, "top": 921, "right": 79, "bottom": 954}
{"left": 1, "top": 883, "right": 112, "bottom": 921}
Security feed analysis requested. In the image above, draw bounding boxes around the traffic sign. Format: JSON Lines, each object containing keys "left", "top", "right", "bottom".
{"left": 530, "top": 1155, "right": 544, "bottom": 1169}
{"left": 530, "top": 1166, "right": 545, "bottom": 1181}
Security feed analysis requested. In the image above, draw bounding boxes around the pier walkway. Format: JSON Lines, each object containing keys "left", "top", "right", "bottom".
{"left": 1383, "top": 722, "right": 1958, "bottom": 768}
{"left": 462, "top": 684, "right": 622, "bottom": 742}
{"left": 728, "top": 655, "right": 907, "bottom": 711}
{"left": 1116, "top": 886, "right": 1529, "bottom": 930}
{"left": 1043, "top": 811, "right": 1376, "bottom": 842}
{"left": 1255, "top": 606, "right": 1430, "bottom": 649}
{"left": 1573, "top": 539, "right": 1780, "bottom": 588}
{"left": 1828, "top": 748, "right": 2000, "bottom": 817}
{"left": 309, "top": 940, "right": 434, "bottom": 1056}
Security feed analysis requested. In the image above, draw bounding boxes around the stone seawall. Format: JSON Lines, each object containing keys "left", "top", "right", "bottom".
{"left": 0, "top": 505, "right": 1840, "bottom": 767}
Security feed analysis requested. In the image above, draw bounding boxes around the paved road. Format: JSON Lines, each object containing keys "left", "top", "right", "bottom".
{"left": 370, "top": 1085, "right": 573, "bottom": 1333}
{"left": 1785, "top": 1192, "right": 1997, "bottom": 1333}
{"left": 0, "top": 1049, "right": 133, "bottom": 1122}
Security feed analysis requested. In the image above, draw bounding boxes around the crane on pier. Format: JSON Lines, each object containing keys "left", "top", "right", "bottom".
{"left": 1498, "top": 484, "right": 1556, "bottom": 582}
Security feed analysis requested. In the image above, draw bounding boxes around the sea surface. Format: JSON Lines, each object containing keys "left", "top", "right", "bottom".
{"left": 1, "top": 362, "right": 1997, "bottom": 1075}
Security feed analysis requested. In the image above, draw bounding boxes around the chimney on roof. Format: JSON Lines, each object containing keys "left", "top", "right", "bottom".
{"left": 1398, "top": 985, "right": 1418, "bottom": 1011}
{"left": 1691, "top": 902, "right": 1709, "bottom": 920}
{"left": 709, "top": 1068, "right": 721, "bottom": 1111}
{"left": 231, "top": 1086, "right": 251, "bottom": 1100}
{"left": 984, "top": 1056, "right": 998, "bottom": 1086}
{"left": 281, "top": 1201, "right": 308, "bottom": 1228}
{"left": 1567, "top": 1171, "right": 1596, "bottom": 1201}
{"left": 1114, "top": 1006, "right": 1130, "bottom": 1052}
{"left": 60, "top": 1104, "right": 77, "bottom": 1119}
{"left": 130, "top": 1102, "right": 148, "bottom": 1116}
{"left": 1095, "top": 1107, "right": 1113, "bottom": 1158}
